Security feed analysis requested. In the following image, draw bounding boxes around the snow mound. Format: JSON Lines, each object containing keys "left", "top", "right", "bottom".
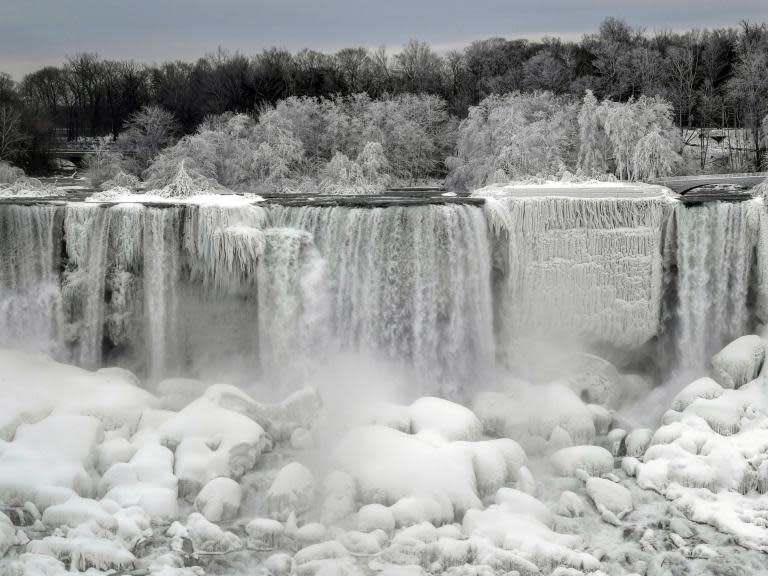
{"left": 711, "top": 335, "right": 765, "bottom": 389}
{"left": 473, "top": 382, "right": 596, "bottom": 448}
{"left": 409, "top": 397, "right": 481, "bottom": 441}
{"left": 266, "top": 462, "right": 316, "bottom": 521}
{"left": 550, "top": 446, "right": 614, "bottom": 477}
{"left": 671, "top": 377, "right": 724, "bottom": 411}
{"left": 186, "top": 512, "right": 241, "bottom": 553}
{"left": 585, "top": 478, "right": 632, "bottom": 525}
{"left": 334, "top": 426, "right": 485, "bottom": 521}
{"left": 195, "top": 477, "right": 242, "bottom": 522}
{"left": 158, "top": 395, "right": 267, "bottom": 481}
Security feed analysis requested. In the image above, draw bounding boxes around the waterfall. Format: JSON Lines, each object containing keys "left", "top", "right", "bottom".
{"left": 257, "top": 227, "right": 330, "bottom": 388}
{"left": 269, "top": 204, "right": 495, "bottom": 391}
{"left": 143, "top": 207, "right": 183, "bottom": 381}
{"left": 0, "top": 204, "right": 64, "bottom": 356}
{"left": 485, "top": 195, "right": 669, "bottom": 371}
{"left": 671, "top": 200, "right": 760, "bottom": 371}
{"left": 63, "top": 205, "right": 112, "bottom": 368}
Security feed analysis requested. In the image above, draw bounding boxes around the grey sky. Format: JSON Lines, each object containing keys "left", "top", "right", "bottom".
{"left": 2, "top": 0, "right": 767, "bottom": 79}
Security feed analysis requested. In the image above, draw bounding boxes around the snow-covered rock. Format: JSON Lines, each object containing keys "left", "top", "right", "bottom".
{"left": 357, "top": 504, "right": 396, "bottom": 532}
{"left": 409, "top": 397, "right": 481, "bottom": 441}
{"left": 186, "top": 512, "right": 241, "bottom": 553}
{"left": 246, "top": 517, "right": 284, "bottom": 550}
{"left": 585, "top": 477, "right": 632, "bottom": 525}
{"left": 711, "top": 335, "right": 765, "bottom": 389}
{"left": 550, "top": 446, "right": 613, "bottom": 477}
{"left": 194, "top": 477, "right": 242, "bottom": 522}
{"left": 266, "top": 462, "right": 316, "bottom": 521}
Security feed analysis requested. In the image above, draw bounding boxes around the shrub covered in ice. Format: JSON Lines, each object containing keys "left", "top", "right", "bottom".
{"left": 27, "top": 534, "right": 136, "bottom": 572}
{"left": 711, "top": 335, "right": 765, "bottom": 389}
{"left": 246, "top": 518, "right": 285, "bottom": 550}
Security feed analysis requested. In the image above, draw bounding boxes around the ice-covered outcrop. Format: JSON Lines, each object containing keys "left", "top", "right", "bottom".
{"left": 481, "top": 189, "right": 669, "bottom": 368}
{"left": 711, "top": 335, "right": 765, "bottom": 389}
{"left": 266, "top": 462, "right": 316, "bottom": 521}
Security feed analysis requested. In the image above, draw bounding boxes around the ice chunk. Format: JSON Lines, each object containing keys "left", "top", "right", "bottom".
{"left": 357, "top": 504, "right": 396, "bottom": 532}
{"left": 557, "top": 491, "right": 584, "bottom": 518}
{"left": 195, "top": 477, "right": 242, "bottom": 522}
{"left": 711, "top": 335, "right": 765, "bottom": 389}
{"left": 671, "top": 377, "right": 723, "bottom": 411}
{"left": 186, "top": 512, "right": 241, "bottom": 553}
{"left": 334, "top": 426, "right": 481, "bottom": 519}
{"left": 550, "top": 446, "right": 613, "bottom": 477}
{"left": 585, "top": 477, "right": 632, "bottom": 524}
{"left": 266, "top": 462, "right": 316, "bottom": 521}
{"left": 409, "top": 397, "right": 481, "bottom": 441}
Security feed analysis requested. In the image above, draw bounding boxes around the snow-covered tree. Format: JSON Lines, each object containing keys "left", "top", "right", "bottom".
{"left": 577, "top": 90, "right": 607, "bottom": 176}
{"left": 119, "top": 105, "right": 179, "bottom": 172}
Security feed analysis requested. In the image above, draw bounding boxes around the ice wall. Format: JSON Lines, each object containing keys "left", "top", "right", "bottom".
{"left": 269, "top": 204, "right": 495, "bottom": 391}
{"left": 483, "top": 193, "right": 670, "bottom": 370}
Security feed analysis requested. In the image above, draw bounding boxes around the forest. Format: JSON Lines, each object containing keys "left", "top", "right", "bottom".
{"left": 1, "top": 18, "right": 767, "bottom": 192}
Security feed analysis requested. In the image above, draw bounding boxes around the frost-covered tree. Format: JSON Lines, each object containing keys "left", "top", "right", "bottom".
{"left": 83, "top": 141, "right": 125, "bottom": 185}
{"left": 446, "top": 92, "right": 578, "bottom": 189}
{"left": 118, "top": 105, "right": 179, "bottom": 172}
{"left": 577, "top": 90, "right": 607, "bottom": 176}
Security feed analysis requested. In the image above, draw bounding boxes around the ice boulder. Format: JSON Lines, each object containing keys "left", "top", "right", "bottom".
{"left": 186, "top": 512, "right": 241, "bottom": 553}
{"left": 473, "top": 382, "right": 596, "bottom": 447}
{"left": 585, "top": 477, "right": 632, "bottom": 525}
{"left": 195, "top": 477, "right": 242, "bottom": 522}
{"left": 159, "top": 396, "right": 267, "bottom": 479}
{"left": 671, "top": 377, "right": 724, "bottom": 411}
{"left": 711, "top": 335, "right": 765, "bottom": 389}
{"left": 409, "top": 397, "right": 481, "bottom": 441}
{"left": 0, "top": 511, "right": 18, "bottom": 556}
{"left": 246, "top": 517, "right": 284, "bottom": 550}
{"left": 266, "top": 462, "right": 316, "bottom": 521}
{"left": 357, "top": 504, "right": 396, "bottom": 533}
{"left": 550, "top": 446, "right": 613, "bottom": 477}
{"left": 334, "top": 425, "right": 482, "bottom": 520}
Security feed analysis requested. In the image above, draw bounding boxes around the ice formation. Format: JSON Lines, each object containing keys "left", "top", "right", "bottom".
{"left": 3, "top": 183, "right": 768, "bottom": 574}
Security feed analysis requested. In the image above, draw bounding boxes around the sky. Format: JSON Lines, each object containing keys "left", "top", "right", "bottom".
{"left": 2, "top": 0, "right": 767, "bottom": 79}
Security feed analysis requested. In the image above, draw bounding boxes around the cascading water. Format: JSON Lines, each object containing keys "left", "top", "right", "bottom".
{"left": 62, "top": 204, "right": 112, "bottom": 368}
{"left": 670, "top": 200, "right": 761, "bottom": 371}
{"left": 143, "top": 207, "right": 183, "bottom": 381}
{"left": 270, "top": 204, "right": 495, "bottom": 392}
{"left": 0, "top": 204, "right": 64, "bottom": 356}
{"left": 2, "top": 191, "right": 766, "bottom": 390}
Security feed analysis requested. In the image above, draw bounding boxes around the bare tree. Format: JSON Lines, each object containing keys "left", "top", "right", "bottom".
{"left": 0, "top": 105, "right": 26, "bottom": 160}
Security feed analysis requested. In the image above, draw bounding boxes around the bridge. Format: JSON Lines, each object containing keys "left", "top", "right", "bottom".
{"left": 650, "top": 172, "right": 767, "bottom": 195}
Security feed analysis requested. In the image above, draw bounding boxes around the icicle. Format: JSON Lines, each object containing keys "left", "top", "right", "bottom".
{"left": 485, "top": 194, "right": 671, "bottom": 370}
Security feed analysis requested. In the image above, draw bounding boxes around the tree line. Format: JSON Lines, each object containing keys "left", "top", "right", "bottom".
{"left": 1, "top": 18, "right": 767, "bottom": 174}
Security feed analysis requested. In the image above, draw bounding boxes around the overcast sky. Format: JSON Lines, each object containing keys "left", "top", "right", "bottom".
{"left": 2, "top": 0, "right": 767, "bottom": 79}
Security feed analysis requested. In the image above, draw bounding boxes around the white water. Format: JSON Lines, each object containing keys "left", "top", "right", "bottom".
{"left": 0, "top": 195, "right": 765, "bottom": 389}
{"left": 0, "top": 205, "right": 64, "bottom": 356}
{"left": 270, "top": 204, "right": 495, "bottom": 393}
{"left": 672, "top": 200, "right": 759, "bottom": 371}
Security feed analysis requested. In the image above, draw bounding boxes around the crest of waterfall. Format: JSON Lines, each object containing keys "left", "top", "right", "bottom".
{"left": 484, "top": 195, "right": 670, "bottom": 372}
{"left": 257, "top": 228, "right": 331, "bottom": 388}
{"left": 269, "top": 204, "right": 495, "bottom": 392}
{"left": 671, "top": 200, "right": 761, "bottom": 371}
{"left": 63, "top": 205, "right": 112, "bottom": 368}
{"left": 0, "top": 204, "right": 64, "bottom": 356}
{"left": 143, "top": 207, "right": 183, "bottom": 381}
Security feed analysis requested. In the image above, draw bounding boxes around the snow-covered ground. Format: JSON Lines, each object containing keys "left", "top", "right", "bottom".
{"left": 2, "top": 329, "right": 768, "bottom": 575}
